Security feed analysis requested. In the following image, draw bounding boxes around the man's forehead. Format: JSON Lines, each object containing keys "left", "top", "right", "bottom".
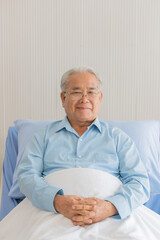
{"left": 67, "top": 73, "right": 99, "bottom": 89}
{"left": 68, "top": 83, "right": 99, "bottom": 91}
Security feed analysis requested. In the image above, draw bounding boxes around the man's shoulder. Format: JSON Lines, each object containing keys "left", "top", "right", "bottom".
{"left": 46, "top": 119, "right": 63, "bottom": 129}
{"left": 99, "top": 120, "right": 121, "bottom": 132}
{"left": 99, "top": 120, "right": 128, "bottom": 138}
{"left": 44, "top": 119, "right": 64, "bottom": 135}
{"left": 33, "top": 119, "right": 64, "bottom": 140}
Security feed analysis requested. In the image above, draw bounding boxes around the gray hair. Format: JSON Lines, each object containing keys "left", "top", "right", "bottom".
{"left": 61, "top": 66, "right": 102, "bottom": 92}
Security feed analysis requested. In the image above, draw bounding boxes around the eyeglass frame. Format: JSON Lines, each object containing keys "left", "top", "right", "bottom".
{"left": 63, "top": 89, "right": 101, "bottom": 101}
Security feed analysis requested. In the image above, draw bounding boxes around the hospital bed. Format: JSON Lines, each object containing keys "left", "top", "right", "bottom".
{"left": 0, "top": 119, "right": 160, "bottom": 222}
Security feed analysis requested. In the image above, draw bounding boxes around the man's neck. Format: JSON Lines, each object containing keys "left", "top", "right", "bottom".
{"left": 73, "top": 125, "right": 88, "bottom": 136}
{"left": 68, "top": 118, "right": 95, "bottom": 136}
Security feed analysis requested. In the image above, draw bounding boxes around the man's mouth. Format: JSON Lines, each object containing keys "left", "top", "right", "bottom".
{"left": 76, "top": 107, "right": 91, "bottom": 110}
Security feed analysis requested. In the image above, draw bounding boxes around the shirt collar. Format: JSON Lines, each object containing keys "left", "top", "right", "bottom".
{"left": 88, "top": 117, "right": 102, "bottom": 133}
{"left": 54, "top": 116, "right": 70, "bottom": 132}
{"left": 55, "top": 116, "right": 102, "bottom": 133}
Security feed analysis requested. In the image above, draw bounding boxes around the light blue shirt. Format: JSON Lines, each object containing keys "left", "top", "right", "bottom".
{"left": 17, "top": 117, "right": 150, "bottom": 219}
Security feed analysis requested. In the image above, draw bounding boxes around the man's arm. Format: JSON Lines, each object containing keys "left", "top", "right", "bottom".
{"left": 17, "top": 129, "right": 63, "bottom": 213}
{"left": 105, "top": 128, "right": 150, "bottom": 219}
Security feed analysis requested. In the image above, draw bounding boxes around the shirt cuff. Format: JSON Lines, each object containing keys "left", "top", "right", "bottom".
{"left": 52, "top": 189, "right": 64, "bottom": 213}
{"left": 105, "top": 194, "right": 131, "bottom": 219}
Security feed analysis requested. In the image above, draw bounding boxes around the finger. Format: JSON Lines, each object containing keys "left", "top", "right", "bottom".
{"left": 73, "top": 196, "right": 84, "bottom": 201}
{"left": 73, "top": 210, "right": 95, "bottom": 218}
{"left": 72, "top": 214, "right": 94, "bottom": 222}
{"left": 84, "top": 197, "right": 97, "bottom": 202}
{"left": 73, "top": 218, "right": 93, "bottom": 225}
{"left": 78, "top": 199, "right": 97, "bottom": 205}
{"left": 85, "top": 211, "right": 95, "bottom": 218}
{"left": 73, "top": 221, "right": 86, "bottom": 227}
{"left": 72, "top": 204, "right": 94, "bottom": 211}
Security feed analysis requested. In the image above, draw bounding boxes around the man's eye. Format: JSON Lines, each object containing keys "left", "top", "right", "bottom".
{"left": 88, "top": 91, "right": 96, "bottom": 94}
{"left": 71, "top": 92, "right": 82, "bottom": 95}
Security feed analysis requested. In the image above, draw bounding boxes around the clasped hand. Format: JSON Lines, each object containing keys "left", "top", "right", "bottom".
{"left": 54, "top": 195, "right": 117, "bottom": 227}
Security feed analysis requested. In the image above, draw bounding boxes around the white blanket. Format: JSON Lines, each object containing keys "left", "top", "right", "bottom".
{"left": 0, "top": 168, "right": 160, "bottom": 240}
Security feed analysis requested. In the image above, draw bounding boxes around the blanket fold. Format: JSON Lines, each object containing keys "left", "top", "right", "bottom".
{"left": 0, "top": 168, "right": 160, "bottom": 240}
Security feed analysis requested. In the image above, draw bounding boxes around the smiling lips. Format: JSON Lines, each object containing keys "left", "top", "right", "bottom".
{"left": 76, "top": 107, "right": 91, "bottom": 110}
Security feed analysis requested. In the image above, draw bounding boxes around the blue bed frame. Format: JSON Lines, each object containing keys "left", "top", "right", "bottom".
{"left": 0, "top": 126, "right": 160, "bottom": 221}
{"left": 0, "top": 127, "right": 24, "bottom": 221}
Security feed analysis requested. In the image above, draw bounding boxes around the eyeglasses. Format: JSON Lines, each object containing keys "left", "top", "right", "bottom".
{"left": 64, "top": 90, "right": 100, "bottom": 100}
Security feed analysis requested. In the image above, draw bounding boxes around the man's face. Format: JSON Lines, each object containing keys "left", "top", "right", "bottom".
{"left": 61, "top": 72, "right": 103, "bottom": 125}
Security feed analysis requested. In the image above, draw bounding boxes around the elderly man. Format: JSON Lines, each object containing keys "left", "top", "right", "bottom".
{"left": 17, "top": 67, "right": 149, "bottom": 227}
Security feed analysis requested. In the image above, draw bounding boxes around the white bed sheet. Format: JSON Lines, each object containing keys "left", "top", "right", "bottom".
{"left": 0, "top": 168, "right": 160, "bottom": 240}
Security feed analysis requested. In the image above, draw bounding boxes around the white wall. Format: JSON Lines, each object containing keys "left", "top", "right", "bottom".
{"left": 1, "top": 0, "right": 160, "bottom": 190}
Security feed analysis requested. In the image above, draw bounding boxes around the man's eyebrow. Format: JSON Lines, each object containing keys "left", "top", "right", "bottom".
{"left": 71, "top": 87, "right": 97, "bottom": 90}
{"left": 71, "top": 87, "right": 81, "bottom": 90}
{"left": 88, "top": 87, "right": 97, "bottom": 90}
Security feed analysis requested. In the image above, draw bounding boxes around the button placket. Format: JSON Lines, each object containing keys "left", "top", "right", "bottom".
{"left": 77, "top": 137, "right": 83, "bottom": 168}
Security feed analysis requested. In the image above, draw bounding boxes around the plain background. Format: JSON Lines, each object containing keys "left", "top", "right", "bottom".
{"left": 0, "top": 0, "right": 160, "bottom": 197}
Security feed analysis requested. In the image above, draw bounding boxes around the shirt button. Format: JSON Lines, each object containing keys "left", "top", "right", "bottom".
{"left": 78, "top": 155, "right": 82, "bottom": 158}
{"left": 80, "top": 139, "right": 82, "bottom": 141}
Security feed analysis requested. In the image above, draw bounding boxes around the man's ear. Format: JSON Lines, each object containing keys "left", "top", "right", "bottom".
{"left": 99, "top": 91, "right": 103, "bottom": 102}
{"left": 60, "top": 92, "right": 66, "bottom": 108}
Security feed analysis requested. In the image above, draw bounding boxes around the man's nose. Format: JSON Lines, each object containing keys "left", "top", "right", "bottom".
{"left": 80, "top": 93, "right": 89, "bottom": 103}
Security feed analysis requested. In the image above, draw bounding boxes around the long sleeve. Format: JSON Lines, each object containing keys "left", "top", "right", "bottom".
{"left": 17, "top": 128, "right": 63, "bottom": 213}
{"left": 105, "top": 128, "right": 150, "bottom": 219}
